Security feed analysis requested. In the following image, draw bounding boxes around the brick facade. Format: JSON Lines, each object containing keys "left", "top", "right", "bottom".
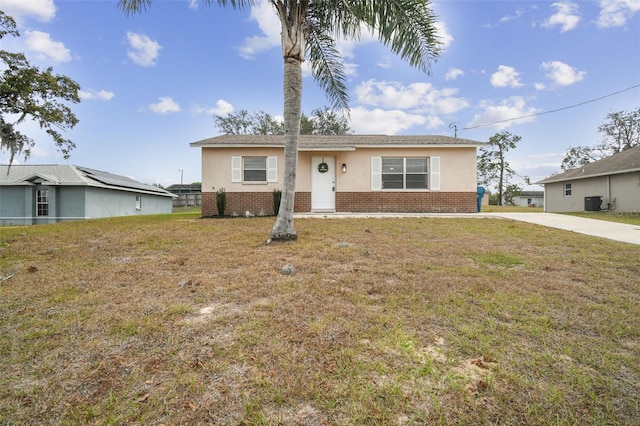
{"left": 336, "top": 192, "right": 476, "bottom": 213}
{"left": 202, "top": 191, "right": 476, "bottom": 216}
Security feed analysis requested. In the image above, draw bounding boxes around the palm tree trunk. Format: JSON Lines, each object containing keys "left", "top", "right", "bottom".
{"left": 270, "top": 56, "right": 301, "bottom": 241}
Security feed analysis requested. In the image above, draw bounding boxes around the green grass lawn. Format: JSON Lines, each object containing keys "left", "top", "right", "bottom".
{"left": 480, "top": 205, "right": 543, "bottom": 213}
{"left": 0, "top": 213, "right": 638, "bottom": 425}
{"left": 567, "top": 211, "right": 640, "bottom": 226}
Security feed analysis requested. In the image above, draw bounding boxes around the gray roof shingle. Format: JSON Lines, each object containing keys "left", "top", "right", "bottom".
{"left": 537, "top": 145, "right": 640, "bottom": 184}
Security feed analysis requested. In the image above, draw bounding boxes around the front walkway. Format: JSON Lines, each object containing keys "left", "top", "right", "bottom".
{"left": 294, "top": 212, "right": 640, "bottom": 245}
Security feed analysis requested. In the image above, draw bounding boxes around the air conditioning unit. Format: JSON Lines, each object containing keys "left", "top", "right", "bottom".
{"left": 584, "top": 196, "right": 602, "bottom": 211}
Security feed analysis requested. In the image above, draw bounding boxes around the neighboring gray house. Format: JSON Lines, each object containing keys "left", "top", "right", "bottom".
{"left": 514, "top": 190, "right": 544, "bottom": 208}
{"left": 537, "top": 146, "right": 640, "bottom": 212}
{"left": 0, "top": 165, "right": 176, "bottom": 225}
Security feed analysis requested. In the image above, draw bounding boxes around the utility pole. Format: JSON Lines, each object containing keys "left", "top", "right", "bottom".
{"left": 178, "top": 169, "right": 183, "bottom": 185}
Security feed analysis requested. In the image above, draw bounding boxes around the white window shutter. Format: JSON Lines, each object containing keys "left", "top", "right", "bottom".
{"left": 231, "top": 156, "right": 242, "bottom": 183}
{"left": 430, "top": 156, "right": 440, "bottom": 190}
{"left": 267, "top": 156, "right": 277, "bottom": 183}
{"left": 371, "top": 157, "right": 382, "bottom": 191}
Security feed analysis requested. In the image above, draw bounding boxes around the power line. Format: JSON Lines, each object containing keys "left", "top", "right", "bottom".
{"left": 462, "top": 84, "right": 640, "bottom": 131}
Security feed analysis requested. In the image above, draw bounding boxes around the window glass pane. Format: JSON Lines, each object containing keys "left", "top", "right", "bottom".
{"left": 406, "top": 174, "right": 428, "bottom": 189}
{"left": 382, "top": 174, "right": 403, "bottom": 189}
{"left": 36, "top": 189, "right": 49, "bottom": 216}
{"left": 406, "top": 158, "right": 427, "bottom": 173}
{"left": 244, "top": 170, "right": 267, "bottom": 181}
{"left": 382, "top": 158, "right": 403, "bottom": 173}
{"left": 244, "top": 157, "right": 267, "bottom": 181}
{"left": 244, "top": 157, "right": 266, "bottom": 169}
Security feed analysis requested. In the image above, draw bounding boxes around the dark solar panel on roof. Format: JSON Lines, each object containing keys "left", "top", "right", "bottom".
{"left": 77, "top": 166, "right": 168, "bottom": 194}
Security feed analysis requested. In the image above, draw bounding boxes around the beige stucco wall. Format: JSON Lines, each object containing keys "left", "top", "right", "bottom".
{"left": 201, "top": 146, "right": 478, "bottom": 194}
{"left": 202, "top": 147, "right": 284, "bottom": 193}
{"left": 543, "top": 171, "right": 640, "bottom": 212}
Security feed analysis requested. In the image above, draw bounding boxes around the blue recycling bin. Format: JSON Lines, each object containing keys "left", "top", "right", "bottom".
{"left": 477, "top": 186, "right": 486, "bottom": 212}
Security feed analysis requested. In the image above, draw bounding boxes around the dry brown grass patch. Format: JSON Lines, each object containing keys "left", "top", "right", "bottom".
{"left": 0, "top": 213, "right": 638, "bottom": 424}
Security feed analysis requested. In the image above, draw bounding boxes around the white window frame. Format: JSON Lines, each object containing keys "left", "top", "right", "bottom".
{"left": 371, "top": 156, "right": 439, "bottom": 191}
{"left": 231, "top": 156, "right": 277, "bottom": 184}
{"left": 564, "top": 183, "right": 572, "bottom": 197}
{"left": 136, "top": 195, "right": 142, "bottom": 210}
{"left": 36, "top": 189, "right": 49, "bottom": 217}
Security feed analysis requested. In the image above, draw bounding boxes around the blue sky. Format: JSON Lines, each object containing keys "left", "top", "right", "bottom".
{"left": 1, "top": 0, "right": 639, "bottom": 190}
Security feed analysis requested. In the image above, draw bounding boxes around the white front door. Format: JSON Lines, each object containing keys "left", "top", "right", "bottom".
{"left": 311, "top": 156, "right": 336, "bottom": 211}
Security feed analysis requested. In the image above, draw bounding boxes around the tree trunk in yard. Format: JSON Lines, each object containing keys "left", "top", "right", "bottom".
{"left": 270, "top": 57, "right": 301, "bottom": 240}
{"left": 270, "top": 3, "right": 304, "bottom": 241}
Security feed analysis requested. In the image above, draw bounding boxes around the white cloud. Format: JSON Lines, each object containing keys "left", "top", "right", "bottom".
{"left": 501, "top": 8, "right": 525, "bottom": 23}
{"left": 542, "top": 2, "right": 581, "bottom": 32}
{"left": 376, "top": 57, "right": 392, "bottom": 69}
{"left": 467, "top": 96, "right": 541, "bottom": 130}
{"left": 24, "top": 30, "right": 71, "bottom": 63}
{"left": 445, "top": 68, "right": 464, "bottom": 81}
{"left": 79, "top": 89, "right": 115, "bottom": 101}
{"left": 238, "top": 2, "right": 281, "bottom": 59}
{"left": 149, "top": 97, "right": 181, "bottom": 114}
{"left": 211, "top": 99, "right": 234, "bottom": 115}
{"left": 490, "top": 65, "right": 524, "bottom": 88}
{"left": 597, "top": 0, "right": 640, "bottom": 27}
{"left": 541, "top": 61, "right": 585, "bottom": 86}
{"left": 193, "top": 99, "right": 234, "bottom": 115}
{"left": 0, "top": 0, "right": 56, "bottom": 22}
{"left": 434, "top": 21, "right": 454, "bottom": 49}
{"left": 188, "top": 0, "right": 198, "bottom": 10}
{"left": 126, "top": 32, "right": 161, "bottom": 67}
{"left": 484, "top": 7, "right": 526, "bottom": 28}
{"left": 354, "top": 79, "right": 469, "bottom": 115}
{"left": 30, "top": 145, "right": 52, "bottom": 158}
{"left": 350, "top": 107, "right": 428, "bottom": 134}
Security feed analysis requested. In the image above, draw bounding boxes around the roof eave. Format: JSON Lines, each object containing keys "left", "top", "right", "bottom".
{"left": 191, "top": 143, "right": 283, "bottom": 149}
{"left": 191, "top": 143, "right": 483, "bottom": 150}
{"left": 354, "top": 143, "right": 483, "bottom": 148}
{"left": 537, "top": 167, "right": 640, "bottom": 184}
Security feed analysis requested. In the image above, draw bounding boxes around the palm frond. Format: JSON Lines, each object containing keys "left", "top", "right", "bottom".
{"left": 372, "top": 0, "right": 442, "bottom": 73}
{"left": 305, "top": 19, "right": 350, "bottom": 112}
{"left": 117, "top": 0, "right": 154, "bottom": 16}
{"left": 118, "top": 0, "right": 255, "bottom": 15}
{"left": 311, "top": 0, "right": 441, "bottom": 74}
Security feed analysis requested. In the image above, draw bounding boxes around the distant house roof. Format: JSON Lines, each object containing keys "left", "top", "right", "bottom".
{"left": 190, "top": 134, "right": 486, "bottom": 151}
{"left": 519, "top": 191, "right": 544, "bottom": 197}
{"left": 166, "top": 183, "right": 202, "bottom": 194}
{"left": 0, "top": 165, "right": 175, "bottom": 197}
{"left": 538, "top": 145, "right": 640, "bottom": 184}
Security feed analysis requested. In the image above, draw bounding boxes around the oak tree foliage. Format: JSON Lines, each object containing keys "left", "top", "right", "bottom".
{"left": 561, "top": 108, "right": 640, "bottom": 171}
{"left": 213, "top": 106, "right": 352, "bottom": 135}
{"left": 0, "top": 11, "right": 81, "bottom": 166}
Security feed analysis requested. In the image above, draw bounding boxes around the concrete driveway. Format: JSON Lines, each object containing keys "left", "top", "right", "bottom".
{"left": 296, "top": 211, "right": 640, "bottom": 245}
{"left": 485, "top": 212, "right": 640, "bottom": 245}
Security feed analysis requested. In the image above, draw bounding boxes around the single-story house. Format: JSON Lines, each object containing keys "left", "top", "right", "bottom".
{"left": 190, "top": 134, "right": 486, "bottom": 216}
{"left": 537, "top": 145, "right": 640, "bottom": 212}
{"left": 0, "top": 165, "right": 176, "bottom": 225}
{"left": 514, "top": 190, "right": 544, "bottom": 208}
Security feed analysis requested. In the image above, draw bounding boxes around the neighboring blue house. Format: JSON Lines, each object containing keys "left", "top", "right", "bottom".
{"left": 0, "top": 165, "right": 176, "bottom": 225}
